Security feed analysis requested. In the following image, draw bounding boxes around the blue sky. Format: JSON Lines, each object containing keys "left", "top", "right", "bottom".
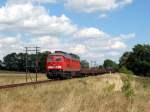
{"left": 0, "top": 0, "right": 149, "bottom": 64}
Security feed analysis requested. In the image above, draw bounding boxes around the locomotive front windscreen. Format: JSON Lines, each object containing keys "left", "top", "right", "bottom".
{"left": 47, "top": 56, "right": 64, "bottom": 62}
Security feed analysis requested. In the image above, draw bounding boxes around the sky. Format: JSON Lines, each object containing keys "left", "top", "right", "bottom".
{"left": 0, "top": 0, "right": 149, "bottom": 64}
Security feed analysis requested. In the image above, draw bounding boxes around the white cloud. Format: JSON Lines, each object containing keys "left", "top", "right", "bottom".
{"left": 0, "top": 37, "right": 19, "bottom": 44}
{"left": 69, "top": 44, "right": 88, "bottom": 54}
{"left": 73, "top": 27, "right": 109, "bottom": 39}
{"left": 0, "top": 3, "right": 77, "bottom": 36}
{"left": 65, "top": 0, "right": 133, "bottom": 13}
{"left": 0, "top": 35, "right": 23, "bottom": 59}
{"left": 0, "top": 30, "right": 135, "bottom": 63}
{"left": 7, "top": 0, "right": 58, "bottom": 5}
{"left": 30, "top": 35, "right": 60, "bottom": 50}
{"left": 0, "top": 1, "right": 135, "bottom": 64}
{"left": 68, "top": 28, "right": 135, "bottom": 63}
{"left": 99, "top": 14, "right": 107, "bottom": 19}
{"left": 107, "top": 51, "right": 120, "bottom": 56}
{"left": 110, "top": 41, "right": 127, "bottom": 49}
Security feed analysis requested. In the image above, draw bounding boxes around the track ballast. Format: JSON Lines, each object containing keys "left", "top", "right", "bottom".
{"left": 0, "top": 80, "right": 53, "bottom": 90}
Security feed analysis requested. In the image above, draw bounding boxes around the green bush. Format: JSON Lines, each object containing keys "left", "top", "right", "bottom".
{"left": 103, "top": 59, "right": 119, "bottom": 70}
{"left": 119, "top": 44, "right": 150, "bottom": 76}
{"left": 121, "top": 73, "right": 135, "bottom": 112}
{"left": 119, "top": 66, "right": 133, "bottom": 75}
{"left": 122, "top": 79, "right": 134, "bottom": 98}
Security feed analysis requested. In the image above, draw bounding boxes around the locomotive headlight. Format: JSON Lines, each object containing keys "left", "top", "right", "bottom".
{"left": 48, "top": 66, "right": 53, "bottom": 69}
{"left": 48, "top": 66, "right": 62, "bottom": 69}
{"left": 57, "top": 66, "right": 62, "bottom": 69}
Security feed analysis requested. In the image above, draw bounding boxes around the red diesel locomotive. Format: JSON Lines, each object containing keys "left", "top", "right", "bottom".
{"left": 46, "top": 51, "right": 80, "bottom": 79}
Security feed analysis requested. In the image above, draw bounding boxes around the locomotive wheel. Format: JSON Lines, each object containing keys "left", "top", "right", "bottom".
{"left": 46, "top": 74, "right": 53, "bottom": 79}
{"left": 61, "top": 72, "right": 72, "bottom": 79}
{"left": 47, "top": 75, "right": 51, "bottom": 79}
{"left": 68, "top": 72, "right": 72, "bottom": 79}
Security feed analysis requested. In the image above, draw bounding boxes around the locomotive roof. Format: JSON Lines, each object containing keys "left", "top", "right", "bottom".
{"left": 49, "top": 51, "right": 80, "bottom": 60}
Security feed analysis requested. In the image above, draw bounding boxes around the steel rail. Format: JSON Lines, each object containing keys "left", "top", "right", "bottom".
{"left": 0, "top": 80, "right": 53, "bottom": 90}
{"left": 0, "top": 71, "right": 117, "bottom": 90}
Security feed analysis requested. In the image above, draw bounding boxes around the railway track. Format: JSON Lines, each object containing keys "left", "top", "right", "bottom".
{"left": 0, "top": 70, "right": 113, "bottom": 90}
{"left": 0, "top": 80, "right": 53, "bottom": 90}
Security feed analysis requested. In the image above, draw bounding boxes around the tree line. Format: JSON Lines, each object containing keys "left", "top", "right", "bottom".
{"left": 102, "top": 44, "right": 150, "bottom": 76}
{"left": 0, "top": 52, "right": 49, "bottom": 73}
{"left": 0, "top": 44, "right": 149, "bottom": 76}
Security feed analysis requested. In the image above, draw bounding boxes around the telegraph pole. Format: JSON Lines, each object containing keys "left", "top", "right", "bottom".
{"left": 25, "top": 47, "right": 28, "bottom": 82}
{"left": 35, "top": 46, "right": 40, "bottom": 82}
{"left": 25, "top": 46, "right": 40, "bottom": 82}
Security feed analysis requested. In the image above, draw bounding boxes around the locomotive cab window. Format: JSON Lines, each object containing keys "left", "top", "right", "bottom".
{"left": 47, "top": 56, "right": 63, "bottom": 62}
{"left": 55, "top": 57, "right": 62, "bottom": 61}
{"left": 47, "top": 57, "right": 52, "bottom": 62}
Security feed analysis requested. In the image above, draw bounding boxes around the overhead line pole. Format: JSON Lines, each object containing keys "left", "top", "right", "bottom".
{"left": 35, "top": 46, "right": 40, "bottom": 82}
{"left": 25, "top": 46, "right": 40, "bottom": 82}
{"left": 25, "top": 47, "right": 28, "bottom": 82}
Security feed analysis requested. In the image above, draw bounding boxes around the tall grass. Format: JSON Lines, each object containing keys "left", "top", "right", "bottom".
{"left": 121, "top": 73, "right": 135, "bottom": 112}
{"left": 0, "top": 72, "right": 46, "bottom": 85}
{"left": 0, "top": 73, "right": 149, "bottom": 112}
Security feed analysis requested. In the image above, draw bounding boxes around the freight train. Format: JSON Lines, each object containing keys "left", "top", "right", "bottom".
{"left": 46, "top": 51, "right": 109, "bottom": 79}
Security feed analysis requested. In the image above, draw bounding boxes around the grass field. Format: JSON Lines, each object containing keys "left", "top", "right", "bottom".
{"left": 0, "top": 70, "right": 47, "bottom": 85}
{"left": 0, "top": 71, "right": 150, "bottom": 112}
